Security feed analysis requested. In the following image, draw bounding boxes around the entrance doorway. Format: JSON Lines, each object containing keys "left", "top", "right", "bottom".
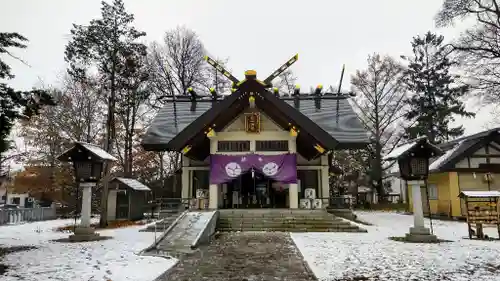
{"left": 222, "top": 170, "right": 287, "bottom": 208}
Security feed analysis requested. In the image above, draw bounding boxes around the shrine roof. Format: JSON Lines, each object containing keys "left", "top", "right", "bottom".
{"left": 142, "top": 92, "right": 369, "bottom": 153}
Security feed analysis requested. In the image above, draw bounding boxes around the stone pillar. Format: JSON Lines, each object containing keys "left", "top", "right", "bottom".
{"left": 405, "top": 180, "right": 438, "bottom": 242}
{"left": 181, "top": 156, "right": 190, "bottom": 200}
{"left": 181, "top": 167, "right": 190, "bottom": 200}
{"left": 69, "top": 182, "right": 101, "bottom": 242}
{"left": 209, "top": 184, "right": 218, "bottom": 209}
{"left": 411, "top": 182, "right": 425, "bottom": 229}
{"left": 80, "top": 183, "right": 93, "bottom": 228}
{"left": 288, "top": 134, "right": 298, "bottom": 208}
{"left": 320, "top": 155, "right": 330, "bottom": 207}
{"left": 289, "top": 183, "right": 298, "bottom": 208}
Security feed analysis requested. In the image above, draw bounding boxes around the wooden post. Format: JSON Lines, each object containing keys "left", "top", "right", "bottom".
{"left": 496, "top": 198, "right": 500, "bottom": 239}
{"left": 465, "top": 197, "right": 472, "bottom": 239}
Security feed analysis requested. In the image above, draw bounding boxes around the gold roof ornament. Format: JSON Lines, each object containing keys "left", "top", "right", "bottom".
{"left": 248, "top": 95, "right": 256, "bottom": 108}
{"left": 181, "top": 145, "right": 192, "bottom": 155}
{"left": 314, "top": 144, "right": 325, "bottom": 154}
{"left": 206, "top": 128, "right": 216, "bottom": 138}
{"left": 245, "top": 70, "right": 257, "bottom": 80}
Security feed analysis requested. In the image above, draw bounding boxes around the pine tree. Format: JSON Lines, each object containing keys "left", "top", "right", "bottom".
{"left": 0, "top": 32, "right": 54, "bottom": 166}
{"left": 403, "top": 32, "right": 474, "bottom": 144}
{"left": 65, "top": 0, "right": 147, "bottom": 226}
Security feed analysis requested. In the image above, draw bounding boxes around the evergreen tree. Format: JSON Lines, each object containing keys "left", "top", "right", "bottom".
{"left": 65, "top": 0, "right": 147, "bottom": 226}
{"left": 0, "top": 32, "right": 54, "bottom": 165}
{"left": 403, "top": 32, "right": 474, "bottom": 144}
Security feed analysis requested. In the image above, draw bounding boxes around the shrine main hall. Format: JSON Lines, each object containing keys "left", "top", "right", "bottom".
{"left": 142, "top": 55, "right": 369, "bottom": 209}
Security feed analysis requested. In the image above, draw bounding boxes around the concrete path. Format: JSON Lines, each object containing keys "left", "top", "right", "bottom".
{"left": 157, "top": 232, "right": 317, "bottom": 281}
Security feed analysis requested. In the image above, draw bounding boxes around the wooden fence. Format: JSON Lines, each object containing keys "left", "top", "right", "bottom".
{"left": 0, "top": 206, "right": 57, "bottom": 225}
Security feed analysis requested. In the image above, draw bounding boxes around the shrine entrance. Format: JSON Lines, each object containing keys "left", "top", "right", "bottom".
{"left": 222, "top": 170, "right": 288, "bottom": 209}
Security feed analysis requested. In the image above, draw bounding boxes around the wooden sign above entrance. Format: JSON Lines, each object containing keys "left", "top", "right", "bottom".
{"left": 245, "top": 112, "right": 261, "bottom": 133}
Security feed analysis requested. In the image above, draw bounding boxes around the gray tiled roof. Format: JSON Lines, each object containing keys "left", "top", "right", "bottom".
{"left": 143, "top": 101, "right": 213, "bottom": 147}
{"left": 284, "top": 98, "right": 369, "bottom": 145}
{"left": 142, "top": 96, "right": 369, "bottom": 148}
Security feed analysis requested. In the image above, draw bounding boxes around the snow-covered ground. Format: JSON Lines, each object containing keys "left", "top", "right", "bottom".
{"left": 292, "top": 211, "right": 500, "bottom": 281}
{"left": 0, "top": 219, "right": 177, "bottom": 281}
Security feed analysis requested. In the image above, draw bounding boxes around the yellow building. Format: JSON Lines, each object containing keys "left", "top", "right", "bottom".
{"left": 406, "top": 128, "right": 500, "bottom": 218}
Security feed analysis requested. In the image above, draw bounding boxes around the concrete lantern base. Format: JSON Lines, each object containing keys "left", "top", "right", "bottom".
{"left": 404, "top": 226, "right": 438, "bottom": 243}
{"left": 68, "top": 227, "right": 105, "bottom": 242}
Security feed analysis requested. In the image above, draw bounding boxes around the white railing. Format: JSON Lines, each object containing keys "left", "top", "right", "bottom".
{"left": 0, "top": 206, "right": 57, "bottom": 225}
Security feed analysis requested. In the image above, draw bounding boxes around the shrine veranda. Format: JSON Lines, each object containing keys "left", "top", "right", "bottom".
{"left": 141, "top": 55, "right": 369, "bottom": 209}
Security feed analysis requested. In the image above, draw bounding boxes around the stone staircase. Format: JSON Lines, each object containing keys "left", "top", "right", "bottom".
{"left": 217, "top": 209, "right": 367, "bottom": 232}
{"left": 140, "top": 209, "right": 183, "bottom": 232}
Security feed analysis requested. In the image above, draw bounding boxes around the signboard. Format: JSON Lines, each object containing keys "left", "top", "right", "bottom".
{"left": 245, "top": 112, "right": 261, "bottom": 133}
{"left": 467, "top": 209, "right": 499, "bottom": 224}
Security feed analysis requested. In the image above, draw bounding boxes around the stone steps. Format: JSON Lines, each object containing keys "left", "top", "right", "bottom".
{"left": 221, "top": 215, "right": 340, "bottom": 219}
{"left": 217, "top": 210, "right": 366, "bottom": 233}
{"left": 218, "top": 220, "right": 352, "bottom": 226}
{"left": 220, "top": 217, "right": 345, "bottom": 222}
{"left": 217, "top": 227, "right": 367, "bottom": 232}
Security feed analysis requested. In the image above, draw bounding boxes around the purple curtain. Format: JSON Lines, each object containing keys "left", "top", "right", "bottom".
{"left": 209, "top": 154, "right": 297, "bottom": 184}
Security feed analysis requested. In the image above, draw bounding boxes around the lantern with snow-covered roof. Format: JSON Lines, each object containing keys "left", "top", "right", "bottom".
{"left": 384, "top": 137, "right": 443, "bottom": 181}
{"left": 57, "top": 142, "right": 117, "bottom": 183}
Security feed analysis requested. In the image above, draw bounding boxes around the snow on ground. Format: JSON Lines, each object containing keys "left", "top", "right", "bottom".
{"left": 292, "top": 211, "right": 500, "bottom": 281}
{"left": 0, "top": 219, "right": 177, "bottom": 281}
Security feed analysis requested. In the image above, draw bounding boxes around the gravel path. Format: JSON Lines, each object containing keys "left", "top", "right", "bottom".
{"left": 158, "top": 232, "right": 316, "bottom": 281}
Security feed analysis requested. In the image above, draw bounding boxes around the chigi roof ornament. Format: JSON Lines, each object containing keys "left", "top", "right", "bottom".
{"left": 160, "top": 53, "right": 354, "bottom": 104}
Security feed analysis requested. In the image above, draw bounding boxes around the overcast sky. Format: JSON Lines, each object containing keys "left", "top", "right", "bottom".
{"left": 1, "top": 0, "right": 494, "bottom": 135}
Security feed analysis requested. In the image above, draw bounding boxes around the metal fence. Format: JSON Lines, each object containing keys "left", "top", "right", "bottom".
{"left": 0, "top": 207, "right": 57, "bottom": 225}
{"left": 328, "top": 196, "right": 355, "bottom": 209}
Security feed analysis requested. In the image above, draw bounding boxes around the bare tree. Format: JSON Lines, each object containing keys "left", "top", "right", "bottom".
{"left": 20, "top": 77, "right": 106, "bottom": 207}
{"left": 147, "top": 27, "right": 232, "bottom": 102}
{"left": 436, "top": 0, "right": 500, "bottom": 102}
{"left": 146, "top": 27, "right": 233, "bottom": 195}
{"left": 273, "top": 69, "right": 297, "bottom": 96}
{"left": 147, "top": 27, "right": 205, "bottom": 99}
{"left": 350, "top": 53, "right": 408, "bottom": 198}
{"left": 199, "top": 56, "right": 232, "bottom": 94}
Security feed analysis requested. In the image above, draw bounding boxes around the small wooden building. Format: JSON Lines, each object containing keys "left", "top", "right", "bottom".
{"left": 107, "top": 177, "right": 151, "bottom": 221}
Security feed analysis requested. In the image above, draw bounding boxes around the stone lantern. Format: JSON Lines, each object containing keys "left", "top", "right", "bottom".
{"left": 384, "top": 136, "right": 443, "bottom": 242}
{"left": 57, "top": 142, "right": 117, "bottom": 242}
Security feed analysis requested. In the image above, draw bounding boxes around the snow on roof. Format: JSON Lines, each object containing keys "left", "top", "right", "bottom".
{"left": 429, "top": 141, "right": 463, "bottom": 171}
{"left": 459, "top": 191, "right": 500, "bottom": 198}
{"left": 383, "top": 137, "right": 426, "bottom": 161}
{"left": 358, "top": 186, "right": 372, "bottom": 193}
{"left": 77, "top": 142, "right": 117, "bottom": 161}
{"left": 113, "top": 177, "right": 151, "bottom": 191}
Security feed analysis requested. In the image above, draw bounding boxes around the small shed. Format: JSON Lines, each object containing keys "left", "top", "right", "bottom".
{"left": 459, "top": 191, "right": 500, "bottom": 239}
{"left": 107, "top": 177, "right": 151, "bottom": 221}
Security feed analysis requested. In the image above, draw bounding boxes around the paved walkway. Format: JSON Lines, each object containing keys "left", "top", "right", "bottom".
{"left": 158, "top": 232, "right": 316, "bottom": 281}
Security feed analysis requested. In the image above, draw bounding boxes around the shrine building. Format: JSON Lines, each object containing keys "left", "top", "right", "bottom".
{"left": 142, "top": 55, "right": 369, "bottom": 209}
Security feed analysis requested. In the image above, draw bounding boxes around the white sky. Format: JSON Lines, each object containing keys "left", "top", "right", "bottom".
{"left": 0, "top": 0, "right": 494, "bottom": 137}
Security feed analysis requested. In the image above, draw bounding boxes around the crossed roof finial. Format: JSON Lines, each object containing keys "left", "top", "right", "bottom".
{"left": 203, "top": 54, "right": 299, "bottom": 89}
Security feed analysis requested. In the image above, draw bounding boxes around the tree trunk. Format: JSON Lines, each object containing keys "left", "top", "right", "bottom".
{"left": 99, "top": 52, "right": 117, "bottom": 228}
